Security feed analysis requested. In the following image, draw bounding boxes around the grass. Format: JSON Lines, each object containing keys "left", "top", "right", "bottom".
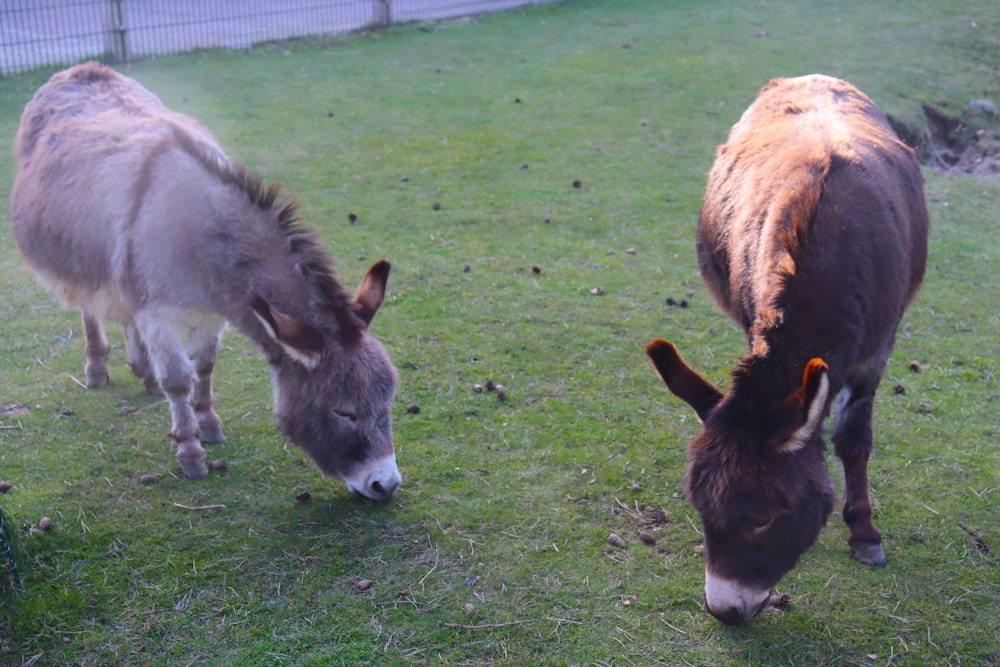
{"left": 0, "top": 0, "right": 998, "bottom": 664}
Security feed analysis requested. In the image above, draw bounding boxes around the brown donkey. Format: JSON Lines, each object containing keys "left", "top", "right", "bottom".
{"left": 11, "top": 62, "right": 401, "bottom": 500}
{"left": 647, "top": 75, "right": 928, "bottom": 624}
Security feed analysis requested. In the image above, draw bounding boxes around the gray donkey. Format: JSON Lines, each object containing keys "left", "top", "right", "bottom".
{"left": 11, "top": 62, "right": 401, "bottom": 500}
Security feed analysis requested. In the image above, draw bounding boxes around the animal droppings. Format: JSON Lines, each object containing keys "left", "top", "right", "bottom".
{"left": 543, "top": 216, "right": 551, "bottom": 223}
{"left": 0, "top": 481, "right": 12, "bottom": 493}
{"left": 520, "top": 162, "right": 529, "bottom": 169}
{"left": 38, "top": 517, "right": 53, "bottom": 531}
{"left": 514, "top": 97, "right": 522, "bottom": 103}
{"left": 432, "top": 202, "right": 441, "bottom": 210}
{"left": 607, "top": 533, "right": 626, "bottom": 548}
{"left": 485, "top": 379, "right": 496, "bottom": 392}
{"left": 572, "top": 179, "right": 582, "bottom": 189}
{"left": 909, "top": 360, "right": 923, "bottom": 373}
{"left": 679, "top": 299, "right": 688, "bottom": 308}
{"left": 494, "top": 385, "right": 507, "bottom": 401}
{"left": 462, "top": 264, "right": 471, "bottom": 273}
{"left": 208, "top": 458, "right": 228, "bottom": 470}
{"left": 666, "top": 296, "right": 678, "bottom": 306}
{"left": 626, "top": 248, "right": 637, "bottom": 254}
{"left": 295, "top": 491, "right": 312, "bottom": 503}
{"left": 473, "top": 384, "right": 484, "bottom": 393}
{"left": 770, "top": 593, "right": 792, "bottom": 610}
{"left": 406, "top": 403, "right": 420, "bottom": 414}
{"left": 139, "top": 474, "right": 160, "bottom": 485}
{"left": 532, "top": 265, "right": 541, "bottom": 274}
{"left": 355, "top": 579, "right": 373, "bottom": 592}
{"left": 348, "top": 212, "right": 358, "bottom": 224}
{"left": 893, "top": 384, "right": 906, "bottom": 395}
{"left": 639, "top": 531, "right": 657, "bottom": 546}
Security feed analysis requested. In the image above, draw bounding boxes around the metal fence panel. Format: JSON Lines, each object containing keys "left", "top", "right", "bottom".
{"left": 1, "top": 0, "right": 561, "bottom": 76}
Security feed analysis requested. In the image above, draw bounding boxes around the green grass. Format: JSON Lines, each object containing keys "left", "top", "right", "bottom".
{"left": 1, "top": 1, "right": 998, "bottom": 665}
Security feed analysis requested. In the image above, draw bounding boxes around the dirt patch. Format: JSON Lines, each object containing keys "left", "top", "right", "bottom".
{"left": 891, "top": 101, "right": 1000, "bottom": 180}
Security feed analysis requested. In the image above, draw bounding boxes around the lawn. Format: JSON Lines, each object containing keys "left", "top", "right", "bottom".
{"left": 0, "top": 0, "right": 997, "bottom": 665}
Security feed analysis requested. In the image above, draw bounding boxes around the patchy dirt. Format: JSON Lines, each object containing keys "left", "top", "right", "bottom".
{"left": 891, "top": 101, "right": 1000, "bottom": 180}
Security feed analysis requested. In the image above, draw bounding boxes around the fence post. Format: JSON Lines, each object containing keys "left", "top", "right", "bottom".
{"left": 372, "top": 0, "right": 391, "bottom": 27}
{"left": 105, "top": 0, "right": 129, "bottom": 63}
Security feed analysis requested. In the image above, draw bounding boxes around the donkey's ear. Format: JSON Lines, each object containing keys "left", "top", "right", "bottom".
{"left": 645, "top": 339, "right": 723, "bottom": 422}
{"left": 248, "top": 293, "right": 323, "bottom": 368}
{"left": 353, "top": 259, "right": 391, "bottom": 327}
{"left": 772, "top": 358, "right": 830, "bottom": 454}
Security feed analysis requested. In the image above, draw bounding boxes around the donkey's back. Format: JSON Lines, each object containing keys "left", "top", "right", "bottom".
{"left": 12, "top": 61, "right": 228, "bottom": 322}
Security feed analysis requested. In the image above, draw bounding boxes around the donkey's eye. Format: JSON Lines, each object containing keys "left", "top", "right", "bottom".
{"left": 748, "top": 517, "right": 775, "bottom": 535}
{"left": 333, "top": 409, "right": 358, "bottom": 423}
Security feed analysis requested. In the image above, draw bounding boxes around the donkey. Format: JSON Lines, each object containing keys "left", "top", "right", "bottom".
{"left": 646, "top": 75, "right": 928, "bottom": 624}
{"left": 11, "top": 62, "right": 402, "bottom": 500}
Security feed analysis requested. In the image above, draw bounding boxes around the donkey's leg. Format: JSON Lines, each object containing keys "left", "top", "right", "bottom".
{"left": 187, "top": 323, "right": 226, "bottom": 444}
{"left": 124, "top": 323, "right": 163, "bottom": 395}
{"left": 82, "top": 312, "right": 110, "bottom": 388}
{"left": 831, "top": 378, "right": 886, "bottom": 566}
{"left": 135, "top": 312, "right": 207, "bottom": 479}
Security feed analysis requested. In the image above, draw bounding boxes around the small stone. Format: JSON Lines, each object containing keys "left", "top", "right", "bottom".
{"left": 406, "top": 403, "right": 420, "bottom": 414}
{"left": 893, "top": 384, "right": 906, "bottom": 395}
{"left": 463, "top": 602, "right": 476, "bottom": 616}
{"left": 909, "top": 360, "right": 923, "bottom": 373}
{"left": 520, "top": 162, "right": 529, "bottom": 169}
{"left": 590, "top": 287, "right": 605, "bottom": 296}
{"left": 0, "top": 481, "right": 12, "bottom": 493}
{"left": 626, "top": 248, "right": 637, "bottom": 254}
{"left": 694, "top": 544, "right": 705, "bottom": 554}
{"left": 356, "top": 579, "right": 373, "bottom": 592}
{"left": 473, "top": 384, "right": 484, "bottom": 393}
{"left": 543, "top": 216, "right": 551, "bottom": 224}
{"left": 295, "top": 491, "right": 312, "bottom": 503}
{"left": 462, "top": 264, "right": 471, "bottom": 273}
{"left": 639, "top": 531, "right": 657, "bottom": 546}
{"left": 208, "top": 458, "right": 228, "bottom": 470}
{"left": 138, "top": 474, "right": 159, "bottom": 485}
{"left": 607, "top": 533, "right": 626, "bottom": 548}
{"left": 464, "top": 575, "right": 480, "bottom": 587}
{"left": 621, "top": 595, "right": 636, "bottom": 607}
{"left": 38, "top": 517, "right": 53, "bottom": 531}
{"left": 432, "top": 202, "right": 441, "bottom": 210}
{"left": 494, "top": 385, "right": 507, "bottom": 401}
{"left": 970, "top": 99, "right": 998, "bottom": 117}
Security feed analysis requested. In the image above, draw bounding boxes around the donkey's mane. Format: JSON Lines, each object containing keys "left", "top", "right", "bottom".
{"left": 237, "top": 168, "right": 364, "bottom": 344}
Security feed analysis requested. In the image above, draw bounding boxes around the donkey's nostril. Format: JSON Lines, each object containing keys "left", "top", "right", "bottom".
{"left": 371, "top": 480, "right": 385, "bottom": 495}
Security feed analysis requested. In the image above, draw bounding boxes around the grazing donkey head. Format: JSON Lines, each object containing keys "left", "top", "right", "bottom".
{"left": 249, "top": 260, "right": 401, "bottom": 499}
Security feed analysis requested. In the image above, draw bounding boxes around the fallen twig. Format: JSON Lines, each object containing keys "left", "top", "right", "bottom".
{"left": 173, "top": 503, "right": 226, "bottom": 511}
{"left": 443, "top": 620, "right": 531, "bottom": 630}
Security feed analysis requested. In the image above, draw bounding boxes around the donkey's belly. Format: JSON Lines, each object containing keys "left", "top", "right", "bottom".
{"left": 34, "top": 269, "right": 133, "bottom": 324}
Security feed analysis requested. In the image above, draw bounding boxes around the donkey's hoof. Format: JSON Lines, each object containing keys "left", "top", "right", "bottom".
{"left": 199, "top": 425, "right": 226, "bottom": 443}
{"left": 86, "top": 371, "right": 109, "bottom": 388}
{"left": 178, "top": 458, "right": 209, "bottom": 479}
{"left": 852, "top": 543, "right": 887, "bottom": 566}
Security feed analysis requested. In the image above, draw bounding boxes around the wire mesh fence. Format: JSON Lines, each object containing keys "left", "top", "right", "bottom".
{"left": 1, "top": 0, "right": 560, "bottom": 76}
